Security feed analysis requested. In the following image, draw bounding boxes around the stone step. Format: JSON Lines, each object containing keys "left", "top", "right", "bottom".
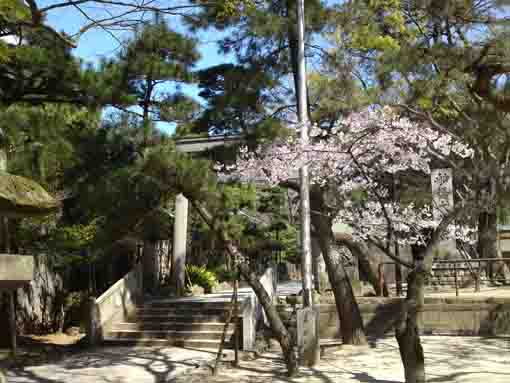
{"left": 144, "top": 300, "right": 240, "bottom": 309}
{"left": 134, "top": 306, "right": 231, "bottom": 315}
{"left": 102, "top": 336, "right": 230, "bottom": 349}
{"left": 104, "top": 329, "right": 233, "bottom": 341}
{"left": 112, "top": 321, "right": 235, "bottom": 332}
{"left": 128, "top": 313, "right": 228, "bottom": 323}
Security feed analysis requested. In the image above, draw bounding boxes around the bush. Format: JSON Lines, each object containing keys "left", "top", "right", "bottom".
{"left": 186, "top": 265, "right": 218, "bottom": 293}
{"left": 213, "top": 266, "right": 238, "bottom": 283}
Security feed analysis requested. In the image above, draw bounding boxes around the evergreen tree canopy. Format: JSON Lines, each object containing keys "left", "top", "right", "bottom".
{"left": 103, "top": 16, "right": 201, "bottom": 140}
{"left": 185, "top": 63, "right": 287, "bottom": 141}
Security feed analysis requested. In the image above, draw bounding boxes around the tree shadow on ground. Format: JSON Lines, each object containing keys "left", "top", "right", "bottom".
{"left": 428, "top": 371, "right": 510, "bottom": 382}
{"left": 310, "top": 367, "right": 400, "bottom": 383}
{"left": 228, "top": 354, "right": 401, "bottom": 383}
{"left": 3, "top": 345, "right": 211, "bottom": 383}
{"left": 0, "top": 335, "right": 86, "bottom": 370}
{"left": 362, "top": 300, "right": 403, "bottom": 347}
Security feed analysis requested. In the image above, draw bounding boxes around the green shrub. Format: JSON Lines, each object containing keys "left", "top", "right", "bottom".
{"left": 213, "top": 266, "right": 238, "bottom": 283}
{"left": 186, "top": 265, "right": 218, "bottom": 293}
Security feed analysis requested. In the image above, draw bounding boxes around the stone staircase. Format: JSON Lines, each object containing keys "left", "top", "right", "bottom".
{"left": 103, "top": 298, "right": 240, "bottom": 349}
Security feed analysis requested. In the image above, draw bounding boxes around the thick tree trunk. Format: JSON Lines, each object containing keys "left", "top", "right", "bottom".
{"left": 190, "top": 201, "right": 298, "bottom": 376}
{"left": 142, "top": 240, "right": 158, "bottom": 293}
{"left": 478, "top": 210, "right": 503, "bottom": 281}
{"left": 319, "top": 233, "right": 367, "bottom": 345}
{"left": 335, "top": 233, "right": 389, "bottom": 296}
{"left": 395, "top": 268, "right": 426, "bottom": 383}
{"left": 230, "top": 245, "right": 298, "bottom": 376}
{"left": 310, "top": 191, "right": 367, "bottom": 345}
{"left": 154, "top": 240, "right": 171, "bottom": 286}
{"left": 9, "top": 291, "right": 16, "bottom": 355}
{"left": 143, "top": 240, "right": 171, "bottom": 294}
{"left": 311, "top": 237, "right": 322, "bottom": 291}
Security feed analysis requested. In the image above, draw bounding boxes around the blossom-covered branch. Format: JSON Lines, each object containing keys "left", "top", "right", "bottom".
{"left": 225, "top": 107, "right": 476, "bottom": 250}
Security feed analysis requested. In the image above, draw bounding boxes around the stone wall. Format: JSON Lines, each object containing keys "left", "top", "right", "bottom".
{"left": 278, "top": 297, "right": 510, "bottom": 339}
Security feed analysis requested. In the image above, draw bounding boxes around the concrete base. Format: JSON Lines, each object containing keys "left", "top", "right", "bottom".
{"left": 280, "top": 296, "right": 510, "bottom": 339}
{"left": 296, "top": 307, "right": 320, "bottom": 367}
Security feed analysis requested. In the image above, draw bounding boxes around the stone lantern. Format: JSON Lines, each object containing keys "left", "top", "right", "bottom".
{"left": 0, "top": 148, "right": 59, "bottom": 354}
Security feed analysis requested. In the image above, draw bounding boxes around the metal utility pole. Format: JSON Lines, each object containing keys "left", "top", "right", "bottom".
{"left": 296, "top": 0, "right": 313, "bottom": 308}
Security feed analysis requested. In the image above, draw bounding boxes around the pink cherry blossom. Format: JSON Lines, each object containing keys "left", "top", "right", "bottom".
{"left": 224, "top": 108, "right": 476, "bottom": 247}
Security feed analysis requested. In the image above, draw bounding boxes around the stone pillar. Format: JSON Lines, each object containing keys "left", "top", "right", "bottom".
{"left": 431, "top": 168, "right": 457, "bottom": 259}
{"left": 242, "top": 295, "right": 256, "bottom": 351}
{"left": 297, "top": 307, "right": 320, "bottom": 366}
{"left": 172, "top": 194, "right": 188, "bottom": 296}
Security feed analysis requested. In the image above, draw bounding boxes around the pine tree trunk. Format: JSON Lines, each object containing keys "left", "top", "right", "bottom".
{"left": 310, "top": 196, "right": 366, "bottom": 345}
{"left": 311, "top": 237, "right": 322, "bottom": 291}
{"left": 157, "top": 240, "right": 171, "bottom": 286}
{"left": 142, "top": 240, "right": 158, "bottom": 293}
{"left": 320, "top": 233, "right": 367, "bottom": 344}
{"left": 395, "top": 269, "right": 426, "bottom": 383}
{"left": 336, "top": 234, "right": 389, "bottom": 296}
{"left": 478, "top": 210, "right": 501, "bottom": 281}
{"left": 232, "top": 246, "right": 298, "bottom": 377}
{"left": 190, "top": 201, "right": 298, "bottom": 376}
{"left": 310, "top": 191, "right": 366, "bottom": 345}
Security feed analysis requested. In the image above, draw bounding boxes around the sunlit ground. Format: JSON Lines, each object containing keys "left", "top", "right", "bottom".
{"left": 3, "top": 336, "right": 510, "bottom": 383}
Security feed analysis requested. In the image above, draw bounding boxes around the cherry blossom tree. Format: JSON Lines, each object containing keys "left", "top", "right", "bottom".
{"left": 230, "top": 107, "right": 474, "bottom": 246}
{"left": 226, "top": 107, "right": 477, "bottom": 382}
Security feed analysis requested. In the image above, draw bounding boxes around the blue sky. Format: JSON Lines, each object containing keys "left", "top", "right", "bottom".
{"left": 42, "top": 2, "right": 235, "bottom": 134}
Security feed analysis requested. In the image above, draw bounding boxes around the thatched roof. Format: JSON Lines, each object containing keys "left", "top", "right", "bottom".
{"left": 0, "top": 172, "right": 59, "bottom": 217}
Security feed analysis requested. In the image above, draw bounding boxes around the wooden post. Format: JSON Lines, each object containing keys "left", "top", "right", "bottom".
{"left": 9, "top": 290, "right": 16, "bottom": 356}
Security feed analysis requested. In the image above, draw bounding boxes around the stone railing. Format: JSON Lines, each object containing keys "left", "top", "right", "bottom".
{"left": 86, "top": 262, "right": 143, "bottom": 345}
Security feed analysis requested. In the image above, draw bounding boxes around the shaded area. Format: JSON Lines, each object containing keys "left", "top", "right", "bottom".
{"left": 3, "top": 345, "right": 217, "bottom": 383}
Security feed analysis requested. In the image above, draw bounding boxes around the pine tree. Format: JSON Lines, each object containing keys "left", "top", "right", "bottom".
{"left": 104, "top": 15, "right": 201, "bottom": 143}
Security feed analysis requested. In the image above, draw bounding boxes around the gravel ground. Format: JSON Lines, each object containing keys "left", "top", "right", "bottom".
{"left": 176, "top": 336, "right": 510, "bottom": 383}
{"left": 4, "top": 346, "right": 221, "bottom": 383}
{"left": 4, "top": 336, "right": 510, "bottom": 383}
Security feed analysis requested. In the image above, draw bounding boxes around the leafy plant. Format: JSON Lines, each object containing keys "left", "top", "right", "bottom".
{"left": 185, "top": 265, "right": 218, "bottom": 293}
{"left": 212, "top": 266, "right": 238, "bottom": 283}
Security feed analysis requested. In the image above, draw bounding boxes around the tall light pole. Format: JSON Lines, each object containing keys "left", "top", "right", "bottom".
{"left": 296, "top": 0, "right": 313, "bottom": 307}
